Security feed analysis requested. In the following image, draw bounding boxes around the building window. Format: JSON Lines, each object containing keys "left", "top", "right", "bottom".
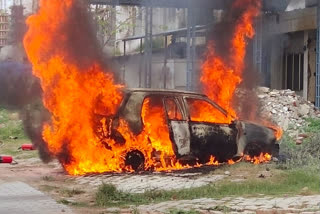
{"left": 283, "top": 53, "right": 304, "bottom": 91}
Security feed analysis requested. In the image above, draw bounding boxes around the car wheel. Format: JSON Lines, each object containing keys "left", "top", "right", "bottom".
{"left": 125, "top": 150, "right": 145, "bottom": 171}
{"left": 244, "top": 142, "right": 264, "bottom": 157}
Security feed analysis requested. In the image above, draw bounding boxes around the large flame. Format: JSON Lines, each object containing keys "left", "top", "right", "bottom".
{"left": 24, "top": 0, "right": 276, "bottom": 175}
{"left": 200, "top": 0, "right": 283, "bottom": 139}
{"left": 23, "top": 0, "right": 126, "bottom": 174}
{"left": 201, "top": 0, "right": 261, "bottom": 119}
{"left": 23, "top": 0, "right": 212, "bottom": 174}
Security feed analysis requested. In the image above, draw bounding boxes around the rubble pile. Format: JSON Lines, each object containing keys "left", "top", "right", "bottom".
{"left": 257, "top": 87, "right": 320, "bottom": 135}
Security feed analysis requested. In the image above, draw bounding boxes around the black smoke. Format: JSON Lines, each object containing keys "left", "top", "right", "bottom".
{"left": 0, "top": 61, "right": 52, "bottom": 162}
{"left": 29, "top": 0, "right": 120, "bottom": 79}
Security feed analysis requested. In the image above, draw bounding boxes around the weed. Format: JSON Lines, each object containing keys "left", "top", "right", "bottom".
{"left": 210, "top": 205, "right": 234, "bottom": 212}
{"left": 169, "top": 209, "right": 200, "bottom": 214}
{"left": 131, "top": 207, "right": 140, "bottom": 214}
{"left": 58, "top": 199, "right": 71, "bottom": 205}
{"left": 39, "top": 184, "right": 59, "bottom": 192}
{"left": 96, "top": 183, "right": 138, "bottom": 206}
{"left": 61, "top": 188, "right": 85, "bottom": 197}
{"left": 279, "top": 132, "right": 320, "bottom": 170}
{"left": 57, "top": 199, "right": 86, "bottom": 207}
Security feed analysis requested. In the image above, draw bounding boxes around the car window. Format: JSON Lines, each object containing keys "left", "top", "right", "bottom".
{"left": 164, "top": 98, "right": 183, "bottom": 120}
{"left": 142, "top": 96, "right": 165, "bottom": 123}
{"left": 141, "top": 96, "right": 171, "bottom": 149}
{"left": 186, "top": 98, "right": 227, "bottom": 123}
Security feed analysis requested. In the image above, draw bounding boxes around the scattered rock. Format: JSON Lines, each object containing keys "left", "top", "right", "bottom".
{"left": 257, "top": 171, "right": 272, "bottom": 178}
{"left": 258, "top": 87, "right": 270, "bottom": 93}
{"left": 257, "top": 87, "right": 320, "bottom": 135}
{"left": 9, "top": 113, "right": 19, "bottom": 120}
{"left": 105, "top": 208, "right": 121, "bottom": 213}
{"left": 9, "top": 136, "right": 18, "bottom": 140}
{"left": 296, "top": 140, "right": 303, "bottom": 145}
{"left": 224, "top": 171, "right": 230, "bottom": 176}
{"left": 298, "top": 104, "right": 310, "bottom": 116}
{"left": 269, "top": 91, "right": 280, "bottom": 96}
{"left": 298, "top": 133, "right": 309, "bottom": 138}
{"left": 296, "top": 136, "right": 304, "bottom": 141}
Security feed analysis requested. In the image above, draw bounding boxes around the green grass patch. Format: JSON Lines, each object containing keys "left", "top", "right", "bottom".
{"left": 304, "top": 118, "right": 320, "bottom": 133}
{"left": 0, "top": 108, "right": 36, "bottom": 158}
{"left": 95, "top": 169, "right": 320, "bottom": 207}
{"left": 0, "top": 139, "right": 37, "bottom": 158}
{"left": 0, "top": 108, "right": 27, "bottom": 140}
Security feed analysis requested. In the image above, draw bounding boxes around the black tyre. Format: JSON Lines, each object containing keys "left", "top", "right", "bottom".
{"left": 125, "top": 150, "right": 145, "bottom": 171}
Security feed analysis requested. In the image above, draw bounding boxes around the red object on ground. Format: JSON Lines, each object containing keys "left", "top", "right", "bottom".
{"left": 0, "top": 155, "right": 13, "bottom": 163}
{"left": 21, "top": 144, "right": 36, "bottom": 150}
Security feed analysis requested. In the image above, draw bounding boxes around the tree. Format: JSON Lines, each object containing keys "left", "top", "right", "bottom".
{"left": 92, "top": 5, "right": 141, "bottom": 49}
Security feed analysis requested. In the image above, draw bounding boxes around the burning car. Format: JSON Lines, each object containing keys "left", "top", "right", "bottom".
{"left": 96, "top": 88, "right": 279, "bottom": 170}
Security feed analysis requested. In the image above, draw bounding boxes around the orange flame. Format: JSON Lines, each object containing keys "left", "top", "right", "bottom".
{"left": 23, "top": 0, "right": 274, "bottom": 175}
{"left": 263, "top": 122, "right": 283, "bottom": 141}
{"left": 201, "top": 0, "right": 261, "bottom": 118}
{"left": 244, "top": 153, "right": 272, "bottom": 164}
{"left": 23, "top": 0, "right": 125, "bottom": 174}
{"left": 200, "top": 0, "right": 283, "bottom": 140}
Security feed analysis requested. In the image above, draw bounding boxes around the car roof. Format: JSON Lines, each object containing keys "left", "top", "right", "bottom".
{"left": 124, "top": 88, "right": 207, "bottom": 97}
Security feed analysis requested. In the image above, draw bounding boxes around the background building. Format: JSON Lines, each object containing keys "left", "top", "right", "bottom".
{"left": 0, "top": 12, "right": 9, "bottom": 48}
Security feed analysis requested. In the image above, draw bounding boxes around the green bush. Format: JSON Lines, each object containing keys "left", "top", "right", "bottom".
{"left": 279, "top": 133, "right": 320, "bottom": 170}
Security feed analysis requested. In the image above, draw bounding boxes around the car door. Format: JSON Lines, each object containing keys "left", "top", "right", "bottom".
{"left": 163, "top": 96, "right": 191, "bottom": 157}
{"left": 184, "top": 97, "right": 238, "bottom": 162}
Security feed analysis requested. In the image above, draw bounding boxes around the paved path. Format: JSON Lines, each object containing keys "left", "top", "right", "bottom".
{"left": 74, "top": 172, "right": 225, "bottom": 193}
{"left": 103, "top": 195, "right": 320, "bottom": 214}
{"left": 0, "top": 181, "right": 72, "bottom": 214}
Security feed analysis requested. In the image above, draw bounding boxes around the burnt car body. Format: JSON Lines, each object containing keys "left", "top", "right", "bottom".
{"left": 101, "top": 88, "right": 279, "bottom": 167}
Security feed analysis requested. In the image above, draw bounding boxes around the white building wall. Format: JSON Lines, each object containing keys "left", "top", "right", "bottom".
{"left": 115, "top": 7, "right": 187, "bottom": 55}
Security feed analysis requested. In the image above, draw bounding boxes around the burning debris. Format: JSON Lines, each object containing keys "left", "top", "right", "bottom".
{"left": 21, "top": 0, "right": 281, "bottom": 175}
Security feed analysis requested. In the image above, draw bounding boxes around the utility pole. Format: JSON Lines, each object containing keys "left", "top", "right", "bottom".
{"left": 144, "top": 3, "right": 153, "bottom": 88}
{"left": 316, "top": 0, "right": 320, "bottom": 108}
